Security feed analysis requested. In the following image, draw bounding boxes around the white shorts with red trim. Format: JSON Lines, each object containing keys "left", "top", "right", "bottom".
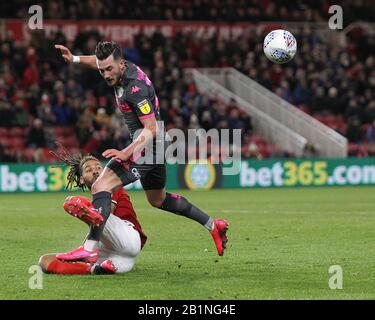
{"left": 97, "top": 214, "right": 141, "bottom": 273}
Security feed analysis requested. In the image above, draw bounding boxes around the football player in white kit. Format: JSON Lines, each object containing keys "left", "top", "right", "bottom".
{"left": 38, "top": 150, "right": 147, "bottom": 275}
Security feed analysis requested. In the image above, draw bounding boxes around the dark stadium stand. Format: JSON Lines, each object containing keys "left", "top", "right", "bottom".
{"left": 0, "top": 2, "right": 374, "bottom": 161}
{"left": 1, "top": 0, "right": 373, "bottom": 24}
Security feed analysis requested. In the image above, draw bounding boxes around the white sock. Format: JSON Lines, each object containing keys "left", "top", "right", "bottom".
{"left": 204, "top": 217, "right": 214, "bottom": 231}
{"left": 84, "top": 239, "right": 98, "bottom": 251}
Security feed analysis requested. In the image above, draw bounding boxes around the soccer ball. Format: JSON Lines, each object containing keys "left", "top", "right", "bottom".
{"left": 263, "top": 29, "right": 297, "bottom": 64}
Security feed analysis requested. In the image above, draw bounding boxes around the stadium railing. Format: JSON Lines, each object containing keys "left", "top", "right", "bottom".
{"left": 186, "top": 68, "right": 307, "bottom": 157}
{"left": 196, "top": 68, "right": 348, "bottom": 158}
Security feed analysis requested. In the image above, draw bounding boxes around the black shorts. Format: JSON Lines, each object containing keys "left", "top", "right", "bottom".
{"left": 106, "top": 159, "right": 166, "bottom": 190}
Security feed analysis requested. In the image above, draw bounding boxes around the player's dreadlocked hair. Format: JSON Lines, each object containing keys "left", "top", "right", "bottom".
{"left": 49, "top": 143, "right": 99, "bottom": 191}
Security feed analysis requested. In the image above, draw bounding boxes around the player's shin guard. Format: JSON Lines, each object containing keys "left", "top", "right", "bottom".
{"left": 159, "top": 193, "right": 213, "bottom": 229}
{"left": 46, "top": 259, "right": 91, "bottom": 275}
{"left": 86, "top": 191, "right": 112, "bottom": 244}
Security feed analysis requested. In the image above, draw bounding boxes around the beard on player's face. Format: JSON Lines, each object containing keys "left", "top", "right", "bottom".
{"left": 101, "top": 59, "right": 125, "bottom": 87}
{"left": 105, "top": 73, "right": 119, "bottom": 86}
{"left": 80, "top": 160, "right": 103, "bottom": 189}
{"left": 83, "top": 173, "right": 99, "bottom": 189}
{"left": 103, "top": 69, "right": 117, "bottom": 86}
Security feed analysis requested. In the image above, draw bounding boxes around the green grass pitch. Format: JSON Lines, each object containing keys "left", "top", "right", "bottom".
{"left": 1, "top": 187, "right": 375, "bottom": 300}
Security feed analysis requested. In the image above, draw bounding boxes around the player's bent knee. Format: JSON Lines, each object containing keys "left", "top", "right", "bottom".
{"left": 38, "top": 255, "right": 46, "bottom": 272}
{"left": 91, "top": 170, "right": 122, "bottom": 194}
{"left": 110, "top": 256, "right": 136, "bottom": 274}
{"left": 91, "top": 180, "right": 112, "bottom": 194}
{"left": 91, "top": 181, "right": 105, "bottom": 194}
{"left": 38, "top": 254, "right": 55, "bottom": 273}
{"left": 115, "top": 262, "right": 135, "bottom": 274}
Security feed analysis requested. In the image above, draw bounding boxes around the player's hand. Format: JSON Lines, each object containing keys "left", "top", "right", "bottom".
{"left": 55, "top": 44, "right": 73, "bottom": 63}
{"left": 102, "top": 149, "right": 129, "bottom": 162}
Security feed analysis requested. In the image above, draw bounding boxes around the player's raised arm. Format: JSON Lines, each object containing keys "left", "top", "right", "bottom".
{"left": 55, "top": 44, "right": 97, "bottom": 69}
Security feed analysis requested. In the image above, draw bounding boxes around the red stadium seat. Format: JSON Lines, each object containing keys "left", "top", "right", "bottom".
{"left": 9, "top": 137, "right": 25, "bottom": 150}
{"left": 21, "top": 148, "right": 36, "bottom": 162}
{"left": 53, "top": 127, "right": 76, "bottom": 141}
{"left": 62, "top": 127, "right": 76, "bottom": 135}
{"left": 258, "top": 145, "right": 271, "bottom": 158}
{"left": 53, "top": 127, "right": 65, "bottom": 136}
{"left": 59, "top": 136, "right": 79, "bottom": 148}
{"left": 0, "top": 128, "right": 9, "bottom": 138}
{"left": 250, "top": 135, "right": 267, "bottom": 148}
{"left": 69, "top": 147, "right": 81, "bottom": 155}
{"left": 9, "top": 127, "right": 26, "bottom": 138}
{"left": 54, "top": 127, "right": 76, "bottom": 138}
{"left": 54, "top": 126, "right": 76, "bottom": 137}
{"left": 0, "top": 137, "right": 11, "bottom": 147}
{"left": 313, "top": 114, "right": 325, "bottom": 123}
{"left": 41, "top": 148, "right": 57, "bottom": 163}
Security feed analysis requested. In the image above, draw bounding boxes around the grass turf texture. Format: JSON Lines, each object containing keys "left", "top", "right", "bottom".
{"left": 1, "top": 187, "right": 375, "bottom": 300}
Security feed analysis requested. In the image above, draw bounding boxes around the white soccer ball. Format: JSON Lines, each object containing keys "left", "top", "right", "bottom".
{"left": 263, "top": 29, "right": 297, "bottom": 64}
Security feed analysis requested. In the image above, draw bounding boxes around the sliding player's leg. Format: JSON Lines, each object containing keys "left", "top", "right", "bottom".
{"left": 58, "top": 160, "right": 141, "bottom": 262}
{"left": 99, "top": 214, "right": 142, "bottom": 257}
{"left": 90, "top": 214, "right": 142, "bottom": 274}
{"left": 84, "top": 165, "right": 124, "bottom": 248}
{"left": 56, "top": 167, "right": 124, "bottom": 262}
{"left": 40, "top": 214, "right": 141, "bottom": 275}
{"left": 92, "top": 251, "right": 137, "bottom": 275}
{"left": 63, "top": 195, "right": 104, "bottom": 226}
{"left": 39, "top": 254, "right": 91, "bottom": 275}
{"left": 39, "top": 253, "right": 133, "bottom": 275}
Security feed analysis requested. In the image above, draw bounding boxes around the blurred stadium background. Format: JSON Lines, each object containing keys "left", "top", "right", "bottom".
{"left": 1, "top": 0, "right": 374, "bottom": 164}
{"left": 1, "top": 0, "right": 375, "bottom": 300}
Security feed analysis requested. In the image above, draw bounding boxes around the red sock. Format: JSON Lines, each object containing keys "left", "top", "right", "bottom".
{"left": 47, "top": 259, "right": 91, "bottom": 275}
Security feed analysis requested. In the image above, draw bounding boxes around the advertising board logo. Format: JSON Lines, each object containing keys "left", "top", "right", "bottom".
{"left": 184, "top": 162, "right": 216, "bottom": 190}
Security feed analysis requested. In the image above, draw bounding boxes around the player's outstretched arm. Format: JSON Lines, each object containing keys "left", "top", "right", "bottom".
{"left": 55, "top": 44, "right": 97, "bottom": 69}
